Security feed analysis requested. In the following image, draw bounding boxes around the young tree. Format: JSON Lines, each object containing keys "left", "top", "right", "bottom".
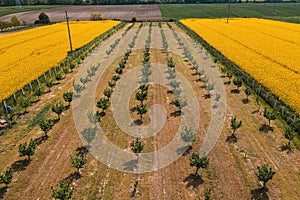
{"left": 284, "top": 127, "right": 296, "bottom": 147}
{"left": 112, "top": 74, "right": 120, "bottom": 81}
{"left": 52, "top": 181, "right": 74, "bottom": 200}
{"left": 35, "top": 12, "right": 50, "bottom": 24}
{"left": 181, "top": 126, "right": 195, "bottom": 148}
{"left": 207, "top": 83, "right": 214, "bottom": 97}
{"left": 0, "top": 167, "right": 13, "bottom": 187}
{"left": 39, "top": 119, "right": 54, "bottom": 137}
{"left": 52, "top": 102, "right": 64, "bottom": 120}
{"left": 70, "top": 154, "right": 87, "bottom": 174}
{"left": 108, "top": 80, "right": 116, "bottom": 88}
{"left": 88, "top": 111, "right": 100, "bottom": 128}
{"left": 189, "top": 153, "right": 209, "bottom": 175}
{"left": 55, "top": 73, "right": 63, "bottom": 83}
{"left": 103, "top": 88, "right": 113, "bottom": 100}
{"left": 63, "top": 92, "right": 74, "bottom": 107}
{"left": 18, "top": 139, "right": 37, "bottom": 160}
{"left": 20, "top": 98, "right": 31, "bottom": 113}
{"left": 130, "top": 138, "right": 144, "bottom": 154}
{"left": 233, "top": 77, "right": 242, "bottom": 92}
{"left": 263, "top": 108, "right": 276, "bottom": 128}
{"left": 96, "top": 98, "right": 110, "bottom": 114}
{"left": 255, "top": 164, "right": 276, "bottom": 188}
{"left": 227, "top": 71, "right": 233, "bottom": 84}
{"left": 81, "top": 127, "right": 96, "bottom": 147}
{"left": 46, "top": 79, "right": 54, "bottom": 92}
{"left": 133, "top": 104, "right": 147, "bottom": 122}
{"left": 244, "top": 87, "right": 251, "bottom": 102}
{"left": 230, "top": 116, "right": 242, "bottom": 137}
{"left": 139, "top": 84, "right": 148, "bottom": 92}
{"left": 73, "top": 83, "right": 83, "bottom": 96}
{"left": 135, "top": 90, "right": 148, "bottom": 105}
{"left": 80, "top": 77, "right": 88, "bottom": 87}
{"left": 171, "top": 97, "right": 187, "bottom": 111}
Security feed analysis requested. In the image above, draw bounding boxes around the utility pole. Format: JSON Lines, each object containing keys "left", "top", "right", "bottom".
{"left": 227, "top": 0, "right": 231, "bottom": 23}
{"left": 65, "top": 10, "right": 73, "bottom": 53}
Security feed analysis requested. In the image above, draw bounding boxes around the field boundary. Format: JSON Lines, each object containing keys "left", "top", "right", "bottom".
{"left": 175, "top": 20, "right": 300, "bottom": 134}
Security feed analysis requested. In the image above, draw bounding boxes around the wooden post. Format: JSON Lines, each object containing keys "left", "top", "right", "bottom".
{"left": 29, "top": 83, "right": 33, "bottom": 90}
{"left": 37, "top": 78, "right": 40, "bottom": 86}
{"left": 21, "top": 88, "right": 25, "bottom": 95}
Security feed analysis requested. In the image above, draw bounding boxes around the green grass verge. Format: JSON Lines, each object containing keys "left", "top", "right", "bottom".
{"left": 0, "top": 5, "right": 62, "bottom": 17}
{"left": 158, "top": 3, "right": 300, "bottom": 23}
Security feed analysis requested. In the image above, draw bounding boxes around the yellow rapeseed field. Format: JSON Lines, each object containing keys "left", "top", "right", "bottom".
{"left": 0, "top": 20, "right": 120, "bottom": 102}
{"left": 181, "top": 18, "right": 300, "bottom": 114}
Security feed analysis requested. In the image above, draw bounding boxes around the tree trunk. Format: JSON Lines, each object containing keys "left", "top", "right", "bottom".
{"left": 195, "top": 167, "right": 199, "bottom": 175}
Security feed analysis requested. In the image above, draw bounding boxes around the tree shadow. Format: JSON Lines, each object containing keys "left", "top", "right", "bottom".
{"left": 203, "top": 94, "right": 211, "bottom": 99}
{"left": 30, "top": 99, "right": 40, "bottom": 104}
{"left": 176, "top": 145, "right": 192, "bottom": 156}
{"left": 63, "top": 172, "right": 81, "bottom": 183}
{"left": 133, "top": 119, "right": 143, "bottom": 126}
{"left": 226, "top": 134, "right": 238, "bottom": 143}
{"left": 280, "top": 145, "right": 293, "bottom": 153}
{"left": 51, "top": 118, "right": 60, "bottom": 125}
{"left": 252, "top": 109, "right": 260, "bottom": 114}
{"left": 230, "top": 89, "right": 240, "bottom": 94}
{"left": 224, "top": 81, "right": 231, "bottom": 85}
{"left": 34, "top": 135, "right": 48, "bottom": 146}
{"left": 123, "top": 159, "right": 138, "bottom": 172}
{"left": 183, "top": 173, "right": 203, "bottom": 188}
{"left": 0, "top": 186, "right": 7, "bottom": 199}
{"left": 76, "top": 146, "right": 89, "bottom": 156}
{"left": 259, "top": 124, "right": 273, "bottom": 133}
{"left": 250, "top": 187, "right": 269, "bottom": 200}
{"left": 170, "top": 110, "right": 182, "bottom": 117}
{"left": 242, "top": 98, "right": 249, "bottom": 104}
{"left": 11, "top": 159, "right": 30, "bottom": 172}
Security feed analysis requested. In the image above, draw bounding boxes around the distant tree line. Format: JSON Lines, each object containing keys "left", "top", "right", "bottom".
{"left": 0, "top": 0, "right": 297, "bottom": 6}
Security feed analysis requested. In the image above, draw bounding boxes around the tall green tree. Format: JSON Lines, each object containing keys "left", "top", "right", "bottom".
{"left": 255, "top": 164, "right": 276, "bottom": 188}
{"left": 189, "top": 153, "right": 209, "bottom": 175}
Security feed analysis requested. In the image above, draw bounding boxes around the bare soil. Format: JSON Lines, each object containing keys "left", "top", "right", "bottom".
{"left": 0, "top": 5, "right": 162, "bottom": 23}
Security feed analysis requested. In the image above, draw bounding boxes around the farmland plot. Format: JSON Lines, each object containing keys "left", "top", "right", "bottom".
{"left": 1, "top": 22, "right": 300, "bottom": 200}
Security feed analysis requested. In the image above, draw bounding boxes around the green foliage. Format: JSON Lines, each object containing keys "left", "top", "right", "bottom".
{"left": 20, "top": 98, "right": 31, "bottom": 112}
{"left": 52, "top": 181, "right": 74, "bottom": 200}
{"left": 135, "top": 90, "right": 148, "bottom": 105}
{"left": 63, "top": 92, "right": 74, "bottom": 106}
{"left": 96, "top": 98, "right": 110, "bottom": 113}
{"left": 130, "top": 138, "right": 144, "bottom": 154}
{"left": 245, "top": 87, "right": 251, "bottom": 98}
{"left": 181, "top": 126, "right": 195, "bottom": 145}
{"left": 255, "top": 164, "right": 276, "bottom": 188}
{"left": 112, "top": 74, "right": 120, "bottom": 81}
{"left": 189, "top": 153, "right": 209, "bottom": 175}
{"left": 0, "top": 167, "right": 13, "bottom": 187}
{"left": 46, "top": 79, "right": 54, "bottom": 91}
{"left": 115, "top": 67, "right": 123, "bottom": 75}
{"left": 10, "top": 15, "right": 20, "bottom": 26}
{"left": 263, "top": 108, "right": 276, "bottom": 127}
{"left": 81, "top": 127, "right": 96, "bottom": 145}
{"left": 204, "top": 187, "right": 212, "bottom": 200}
{"left": 34, "top": 87, "right": 44, "bottom": 99}
{"left": 230, "top": 116, "right": 242, "bottom": 136}
{"left": 103, "top": 88, "right": 113, "bottom": 99}
{"left": 172, "top": 97, "right": 187, "bottom": 109}
{"left": 73, "top": 83, "right": 83, "bottom": 96}
{"left": 233, "top": 77, "right": 242, "bottom": 90}
{"left": 215, "top": 93, "right": 221, "bottom": 101}
{"left": 139, "top": 84, "right": 148, "bottom": 92}
{"left": 52, "top": 102, "right": 64, "bottom": 120}
{"left": 70, "top": 154, "right": 87, "bottom": 173}
{"left": 284, "top": 127, "right": 296, "bottom": 146}
{"left": 18, "top": 139, "right": 37, "bottom": 160}
{"left": 167, "top": 57, "right": 175, "bottom": 68}
{"left": 80, "top": 77, "right": 88, "bottom": 86}
{"left": 133, "top": 104, "right": 147, "bottom": 121}
{"left": 35, "top": 12, "right": 50, "bottom": 24}
{"left": 39, "top": 119, "right": 54, "bottom": 136}
{"left": 55, "top": 73, "right": 63, "bottom": 82}
{"left": 169, "top": 79, "right": 180, "bottom": 89}
{"left": 108, "top": 80, "right": 116, "bottom": 88}
{"left": 88, "top": 111, "right": 100, "bottom": 127}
